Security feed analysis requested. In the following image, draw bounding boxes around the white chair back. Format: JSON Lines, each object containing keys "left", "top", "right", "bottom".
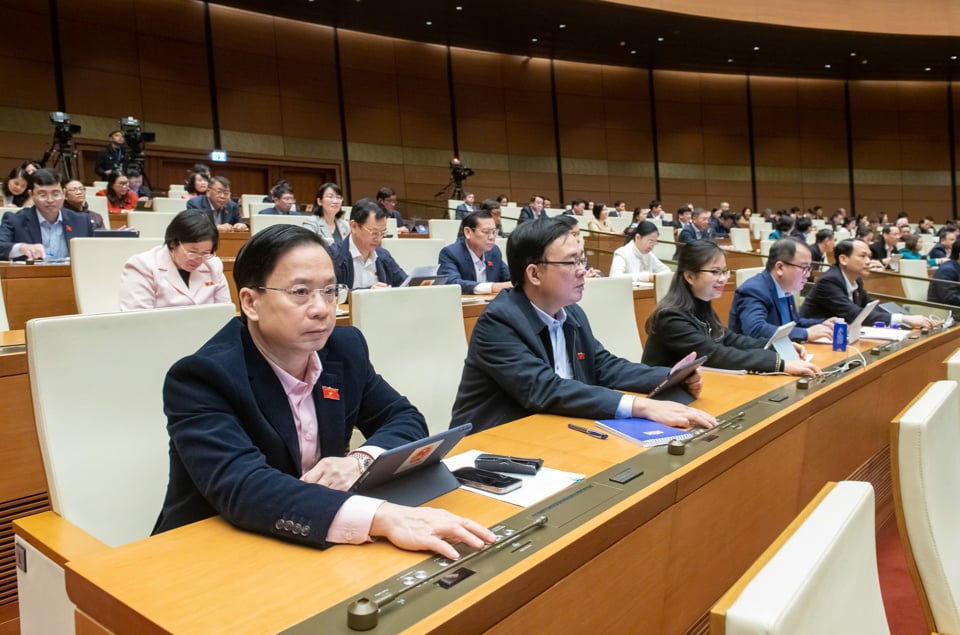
{"left": 655, "top": 270, "right": 674, "bottom": 303}
{"left": 241, "top": 194, "right": 266, "bottom": 215}
{"left": 712, "top": 481, "right": 890, "bottom": 635}
{"left": 26, "top": 305, "right": 236, "bottom": 547}
{"left": 946, "top": 348, "right": 960, "bottom": 383}
{"left": 0, "top": 279, "right": 8, "bottom": 331}
{"left": 127, "top": 211, "right": 179, "bottom": 238}
{"left": 85, "top": 196, "right": 108, "bottom": 215}
{"left": 653, "top": 239, "right": 676, "bottom": 263}
{"left": 386, "top": 217, "right": 398, "bottom": 237}
{"left": 835, "top": 228, "right": 851, "bottom": 241}
{"left": 580, "top": 277, "right": 643, "bottom": 357}
{"left": 606, "top": 216, "right": 632, "bottom": 233}
{"left": 350, "top": 285, "right": 466, "bottom": 434}
{"left": 730, "top": 227, "right": 752, "bottom": 252}
{"left": 893, "top": 380, "right": 960, "bottom": 635}
{"left": 428, "top": 219, "right": 462, "bottom": 245}
{"left": 248, "top": 203, "right": 273, "bottom": 217}
{"left": 379, "top": 238, "right": 446, "bottom": 273}
{"left": 735, "top": 266, "right": 764, "bottom": 288}
{"left": 447, "top": 200, "right": 462, "bottom": 219}
{"left": 70, "top": 238, "right": 164, "bottom": 314}
{"left": 167, "top": 184, "right": 186, "bottom": 195}
{"left": 249, "top": 213, "right": 307, "bottom": 235}
{"left": 899, "top": 259, "right": 930, "bottom": 301}
{"left": 92, "top": 180, "right": 107, "bottom": 189}
{"left": 805, "top": 231, "right": 817, "bottom": 244}
{"left": 152, "top": 197, "right": 189, "bottom": 213}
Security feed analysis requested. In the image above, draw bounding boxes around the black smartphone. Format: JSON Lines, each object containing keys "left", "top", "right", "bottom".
{"left": 453, "top": 467, "right": 522, "bottom": 494}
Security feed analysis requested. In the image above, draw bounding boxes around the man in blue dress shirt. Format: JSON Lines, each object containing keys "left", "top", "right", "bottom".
{"left": 438, "top": 210, "right": 512, "bottom": 295}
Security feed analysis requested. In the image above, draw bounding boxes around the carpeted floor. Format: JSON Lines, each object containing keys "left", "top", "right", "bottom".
{"left": 877, "top": 517, "right": 929, "bottom": 635}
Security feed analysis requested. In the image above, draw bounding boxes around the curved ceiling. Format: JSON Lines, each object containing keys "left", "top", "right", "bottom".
{"left": 212, "top": 0, "right": 960, "bottom": 81}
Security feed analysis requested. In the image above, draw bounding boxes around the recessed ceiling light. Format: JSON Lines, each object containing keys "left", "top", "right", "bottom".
{"left": 824, "top": 64, "right": 831, "bottom": 69}
{"left": 559, "top": 24, "right": 566, "bottom": 29}
{"left": 952, "top": 55, "right": 958, "bottom": 60}
{"left": 727, "top": 58, "right": 734, "bottom": 63}
{"left": 531, "top": 37, "right": 538, "bottom": 43}
{"left": 862, "top": 59, "right": 868, "bottom": 64}
{"left": 925, "top": 67, "right": 932, "bottom": 72}
{"left": 425, "top": 20, "right": 432, "bottom": 26}
{"left": 657, "top": 37, "right": 664, "bottom": 42}
{"left": 849, "top": 52, "right": 857, "bottom": 57}
{"left": 455, "top": 5, "right": 462, "bottom": 10}
{"left": 630, "top": 50, "right": 637, "bottom": 54}
{"left": 753, "top": 46, "right": 760, "bottom": 51}
{"left": 620, "top": 41, "right": 626, "bottom": 46}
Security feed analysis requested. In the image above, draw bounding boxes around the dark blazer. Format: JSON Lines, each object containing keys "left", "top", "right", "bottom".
{"left": 678, "top": 225, "right": 713, "bottom": 244}
{"left": 0, "top": 206, "right": 96, "bottom": 259}
{"left": 94, "top": 144, "right": 124, "bottom": 178}
{"left": 643, "top": 299, "right": 779, "bottom": 372}
{"left": 329, "top": 239, "right": 407, "bottom": 289}
{"left": 437, "top": 240, "right": 510, "bottom": 294}
{"left": 870, "top": 240, "right": 895, "bottom": 262}
{"left": 710, "top": 217, "right": 730, "bottom": 238}
{"left": 799, "top": 265, "right": 890, "bottom": 325}
{"left": 451, "top": 288, "right": 670, "bottom": 434}
{"left": 729, "top": 270, "right": 823, "bottom": 341}
{"left": 928, "top": 243, "right": 948, "bottom": 262}
{"left": 155, "top": 318, "right": 427, "bottom": 547}
{"left": 454, "top": 204, "right": 477, "bottom": 220}
{"left": 809, "top": 243, "right": 827, "bottom": 268}
{"left": 258, "top": 206, "right": 305, "bottom": 216}
{"left": 928, "top": 259, "right": 960, "bottom": 306}
{"left": 186, "top": 195, "right": 243, "bottom": 225}
{"left": 517, "top": 206, "right": 546, "bottom": 223}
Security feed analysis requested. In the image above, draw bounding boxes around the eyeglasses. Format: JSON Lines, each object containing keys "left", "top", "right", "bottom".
{"left": 179, "top": 245, "right": 215, "bottom": 260}
{"left": 34, "top": 191, "right": 65, "bottom": 201}
{"left": 469, "top": 228, "right": 498, "bottom": 237}
{"left": 358, "top": 224, "right": 388, "bottom": 239}
{"left": 780, "top": 261, "right": 813, "bottom": 274}
{"left": 537, "top": 254, "right": 588, "bottom": 269}
{"left": 322, "top": 194, "right": 343, "bottom": 201}
{"left": 697, "top": 268, "right": 731, "bottom": 278}
{"left": 259, "top": 284, "right": 348, "bottom": 305}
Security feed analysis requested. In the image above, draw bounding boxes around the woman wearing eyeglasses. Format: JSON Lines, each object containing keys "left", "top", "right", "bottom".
{"left": 303, "top": 182, "right": 351, "bottom": 247}
{"left": 642, "top": 240, "right": 821, "bottom": 376}
{"left": 119, "top": 209, "right": 231, "bottom": 310}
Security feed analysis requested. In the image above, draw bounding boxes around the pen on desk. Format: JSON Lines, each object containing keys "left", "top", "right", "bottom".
{"left": 568, "top": 423, "right": 608, "bottom": 440}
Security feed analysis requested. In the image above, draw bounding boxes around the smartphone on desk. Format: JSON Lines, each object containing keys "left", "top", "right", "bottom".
{"left": 453, "top": 467, "right": 522, "bottom": 495}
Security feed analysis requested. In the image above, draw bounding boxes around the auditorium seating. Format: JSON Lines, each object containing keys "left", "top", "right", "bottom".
{"left": 70, "top": 237, "right": 163, "bottom": 314}
{"left": 127, "top": 211, "right": 178, "bottom": 238}
{"left": 899, "top": 258, "right": 930, "bottom": 301}
{"left": 85, "top": 196, "right": 108, "bottom": 215}
{"left": 248, "top": 202, "right": 273, "bottom": 216}
{"left": 891, "top": 380, "right": 960, "bottom": 635}
{"left": 428, "top": 219, "right": 462, "bottom": 245}
{"left": 730, "top": 227, "right": 752, "bottom": 252}
{"left": 580, "top": 277, "right": 644, "bottom": 357}
{"left": 152, "top": 197, "right": 190, "bottom": 213}
{"left": 711, "top": 481, "right": 890, "bottom": 635}
{"left": 607, "top": 215, "right": 632, "bottom": 233}
{"left": 946, "top": 349, "right": 960, "bottom": 382}
{"left": 379, "top": 238, "right": 445, "bottom": 273}
{"left": 0, "top": 279, "right": 8, "bottom": 331}
{"left": 249, "top": 213, "right": 306, "bottom": 235}
{"left": 655, "top": 270, "right": 674, "bottom": 302}
{"left": 735, "top": 266, "right": 764, "bottom": 288}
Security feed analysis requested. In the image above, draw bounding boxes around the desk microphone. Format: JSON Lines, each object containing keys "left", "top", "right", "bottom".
{"left": 347, "top": 515, "right": 548, "bottom": 630}
{"left": 667, "top": 411, "right": 745, "bottom": 456}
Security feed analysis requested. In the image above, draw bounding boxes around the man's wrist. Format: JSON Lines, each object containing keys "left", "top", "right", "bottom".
{"left": 348, "top": 450, "right": 374, "bottom": 472}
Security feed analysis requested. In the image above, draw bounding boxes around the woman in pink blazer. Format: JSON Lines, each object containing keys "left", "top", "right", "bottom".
{"left": 119, "top": 209, "right": 231, "bottom": 310}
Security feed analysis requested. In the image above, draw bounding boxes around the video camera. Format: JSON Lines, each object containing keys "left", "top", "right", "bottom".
{"left": 449, "top": 157, "right": 474, "bottom": 186}
{"left": 120, "top": 116, "right": 156, "bottom": 172}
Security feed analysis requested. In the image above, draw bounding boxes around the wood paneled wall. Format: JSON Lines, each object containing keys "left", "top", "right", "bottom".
{"left": 0, "top": 0, "right": 958, "bottom": 220}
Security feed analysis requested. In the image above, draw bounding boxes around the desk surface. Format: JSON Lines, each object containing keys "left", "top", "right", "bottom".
{"left": 61, "top": 327, "right": 960, "bottom": 634}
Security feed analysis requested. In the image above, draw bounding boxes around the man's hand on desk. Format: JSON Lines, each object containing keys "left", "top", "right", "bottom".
{"left": 806, "top": 321, "right": 834, "bottom": 343}
{"left": 18, "top": 243, "right": 45, "bottom": 260}
{"left": 490, "top": 281, "right": 513, "bottom": 293}
{"left": 300, "top": 456, "right": 361, "bottom": 490}
{"left": 632, "top": 398, "right": 717, "bottom": 430}
{"left": 370, "top": 502, "right": 497, "bottom": 560}
{"left": 902, "top": 314, "right": 937, "bottom": 329}
{"left": 784, "top": 359, "right": 822, "bottom": 377}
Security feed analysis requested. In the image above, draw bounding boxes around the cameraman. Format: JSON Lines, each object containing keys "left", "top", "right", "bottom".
{"left": 95, "top": 130, "right": 125, "bottom": 179}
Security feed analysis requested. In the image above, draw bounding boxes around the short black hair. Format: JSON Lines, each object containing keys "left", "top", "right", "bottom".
{"left": 795, "top": 217, "right": 812, "bottom": 233}
{"left": 270, "top": 180, "right": 294, "bottom": 199}
{"left": 234, "top": 224, "right": 328, "bottom": 291}
{"left": 125, "top": 167, "right": 142, "bottom": 178}
{"left": 480, "top": 198, "right": 500, "bottom": 213}
{"left": 350, "top": 197, "right": 387, "bottom": 225}
{"left": 461, "top": 209, "right": 494, "bottom": 231}
{"left": 507, "top": 217, "right": 574, "bottom": 289}
{"left": 30, "top": 168, "right": 62, "bottom": 188}
{"left": 376, "top": 186, "right": 395, "bottom": 201}
{"left": 164, "top": 209, "right": 220, "bottom": 252}
{"left": 766, "top": 238, "right": 809, "bottom": 271}
{"left": 834, "top": 238, "right": 858, "bottom": 260}
{"left": 649, "top": 199, "right": 661, "bottom": 208}
{"left": 815, "top": 228, "right": 835, "bottom": 244}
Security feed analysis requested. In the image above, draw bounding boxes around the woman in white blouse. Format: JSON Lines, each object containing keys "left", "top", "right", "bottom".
{"left": 610, "top": 220, "right": 671, "bottom": 282}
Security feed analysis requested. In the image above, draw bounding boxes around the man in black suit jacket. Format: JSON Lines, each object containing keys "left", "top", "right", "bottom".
{"left": 869, "top": 224, "right": 901, "bottom": 268}
{"left": 517, "top": 194, "right": 546, "bottom": 223}
{"left": 0, "top": 168, "right": 95, "bottom": 260}
{"left": 437, "top": 210, "right": 511, "bottom": 294}
{"left": 800, "top": 238, "right": 934, "bottom": 329}
{"left": 678, "top": 209, "right": 714, "bottom": 244}
{"left": 451, "top": 217, "right": 716, "bottom": 434}
{"left": 928, "top": 241, "right": 960, "bottom": 306}
{"left": 94, "top": 130, "right": 126, "bottom": 179}
{"left": 156, "top": 225, "right": 494, "bottom": 557}
{"left": 329, "top": 198, "right": 406, "bottom": 289}
{"left": 186, "top": 176, "right": 246, "bottom": 230}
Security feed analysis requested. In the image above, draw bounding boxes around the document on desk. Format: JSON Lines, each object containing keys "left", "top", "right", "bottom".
{"left": 443, "top": 449, "right": 584, "bottom": 507}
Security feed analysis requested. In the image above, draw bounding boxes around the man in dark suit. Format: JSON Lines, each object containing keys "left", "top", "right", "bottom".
{"left": 329, "top": 198, "right": 406, "bottom": 289}
{"left": 454, "top": 192, "right": 478, "bottom": 219}
{"left": 0, "top": 168, "right": 95, "bottom": 260}
{"left": 678, "top": 209, "right": 714, "bottom": 244}
{"left": 94, "top": 130, "right": 126, "bottom": 179}
{"left": 927, "top": 226, "right": 957, "bottom": 266}
{"left": 451, "top": 217, "right": 716, "bottom": 434}
{"left": 869, "top": 224, "right": 901, "bottom": 268}
{"left": 259, "top": 180, "right": 303, "bottom": 216}
{"left": 729, "top": 239, "right": 835, "bottom": 342}
{"left": 517, "top": 194, "right": 546, "bottom": 223}
{"left": 186, "top": 176, "right": 247, "bottom": 230}
{"left": 927, "top": 241, "right": 960, "bottom": 306}
{"left": 800, "top": 239, "right": 934, "bottom": 328}
{"left": 438, "top": 210, "right": 512, "bottom": 294}
{"left": 808, "top": 228, "right": 835, "bottom": 279}
{"left": 156, "top": 225, "right": 494, "bottom": 557}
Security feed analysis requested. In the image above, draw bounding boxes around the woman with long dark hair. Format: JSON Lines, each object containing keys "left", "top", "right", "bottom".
{"left": 642, "top": 240, "right": 821, "bottom": 375}
{"left": 97, "top": 171, "right": 138, "bottom": 212}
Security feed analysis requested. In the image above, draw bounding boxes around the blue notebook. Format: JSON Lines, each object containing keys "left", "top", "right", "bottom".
{"left": 596, "top": 418, "right": 693, "bottom": 447}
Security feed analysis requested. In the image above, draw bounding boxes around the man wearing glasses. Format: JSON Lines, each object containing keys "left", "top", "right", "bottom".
{"left": 0, "top": 168, "right": 95, "bottom": 260}
{"left": 186, "top": 175, "right": 247, "bottom": 231}
{"left": 728, "top": 238, "right": 837, "bottom": 343}
{"left": 156, "top": 225, "right": 495, "bottom": 557}
{"left": 438, "top": 209, "right": 512, "bottom": 294}
{"left": 329, "top": 198, "right": 406, "bottom": 289}
{"left": 451, "top": 217, "right": 717, "bottom": 434}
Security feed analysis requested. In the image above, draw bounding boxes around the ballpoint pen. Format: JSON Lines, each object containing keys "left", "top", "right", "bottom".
{"left": 567, "top": 423, "right": 608, "bottom": 440}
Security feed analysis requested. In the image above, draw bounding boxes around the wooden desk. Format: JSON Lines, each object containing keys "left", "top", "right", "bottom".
{"left": 0, "top": 264, "right": 77, "bottom": 330}
{"left": 58, "top": 327, "right": 960, "bottom": 634}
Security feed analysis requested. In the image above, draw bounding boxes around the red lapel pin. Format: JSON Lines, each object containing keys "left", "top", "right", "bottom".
{"left": 577, "top": 352, "right": 585, "bottom": 360}
{"left": 322, "top": 386, "right": 340, "bottom": 400}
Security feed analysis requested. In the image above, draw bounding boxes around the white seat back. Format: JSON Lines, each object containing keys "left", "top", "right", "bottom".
{"left": 85, "top": 196, "right": 108, "bottom": 215}
{"left": 350, "top": 285, "right": 466, "bottom": 434}
{"left": 580, "top": 277, "right": 643, "bottom": 357}
{"left": 247, "top": 202, "right": 273, "bottom": 217}
{"left": 379, "top": 238, "right": 446, "bottom": 273}
{"left": 736, "top": 266, "right": 764, "bottom": 288}
{"left": 26, "top": 305, "right": 236, "bottom": 547}
{"left": 899, "top": 259, "right": 929, "bottom": 301}
{"left": 70, "top": 238, "right": 164, "bottom": 314}
{"left": 655, "top": 270, "right": 674, "bottom": 303}
{"left": 729, "top": 227, "right": 752, "bottom": 252}
{"left": 835, "top": 228, "right": 851, "bottom": 241}
{"left": 653, "top": 239, "right": 676, "bottom": 263}
{"left": 447, "top": 200, "right": 462, "bottom": 219}
{"left": 946, "top": 349, "right": 960, "bottom": 383}
{"left": 386, "top": 217, "right": 398, "bottom": 237}
{"left": 712, "top": 481, "right": 890, "bottom": 635}
{"left": 428, "top": 219, "right": 461, "bottom": 245}
{"left": 0, "top": 279, "right": 8, "bottom": 331}
{"left": 606, "top": 216, "right": 632, "bottom": 233}
{"left": 249, "top": 213, "right": 307, "bottom": 235}
{"left": 127, "top": 211, "right": 179, "bottom": 238}
{"left": 152, "top": 197, "right": 189, "bottom": 213}
{"left": 893, "top": 380, "right": 960, "bottom": 635}
{"left": 92, "top": 180, "right": 107, "bottom": 189}
{"left": 167, "top": 184, "right": 186, "bottom": 195}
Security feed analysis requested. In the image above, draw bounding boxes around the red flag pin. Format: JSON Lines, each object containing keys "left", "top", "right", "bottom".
{"left": 322, "top": 386, "right": 340, "bottom": 400}
{"left": 577, "top": 352, "right": 585, "bottom": 360}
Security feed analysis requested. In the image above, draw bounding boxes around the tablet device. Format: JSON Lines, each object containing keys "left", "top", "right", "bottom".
{"left": 93, "top": 229, "right": 141, "bottom": 238}
{"left": 646, "top": 354, "right": 707, "bottom": 405}
{"left": 349, "top": 423, "right": 472, "bottom": 507}
{"left": 763, "top": 321, "right": 799, "bottom": 361}
{"left": 849, "top": 299, "right": 880, "bottom": 344}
